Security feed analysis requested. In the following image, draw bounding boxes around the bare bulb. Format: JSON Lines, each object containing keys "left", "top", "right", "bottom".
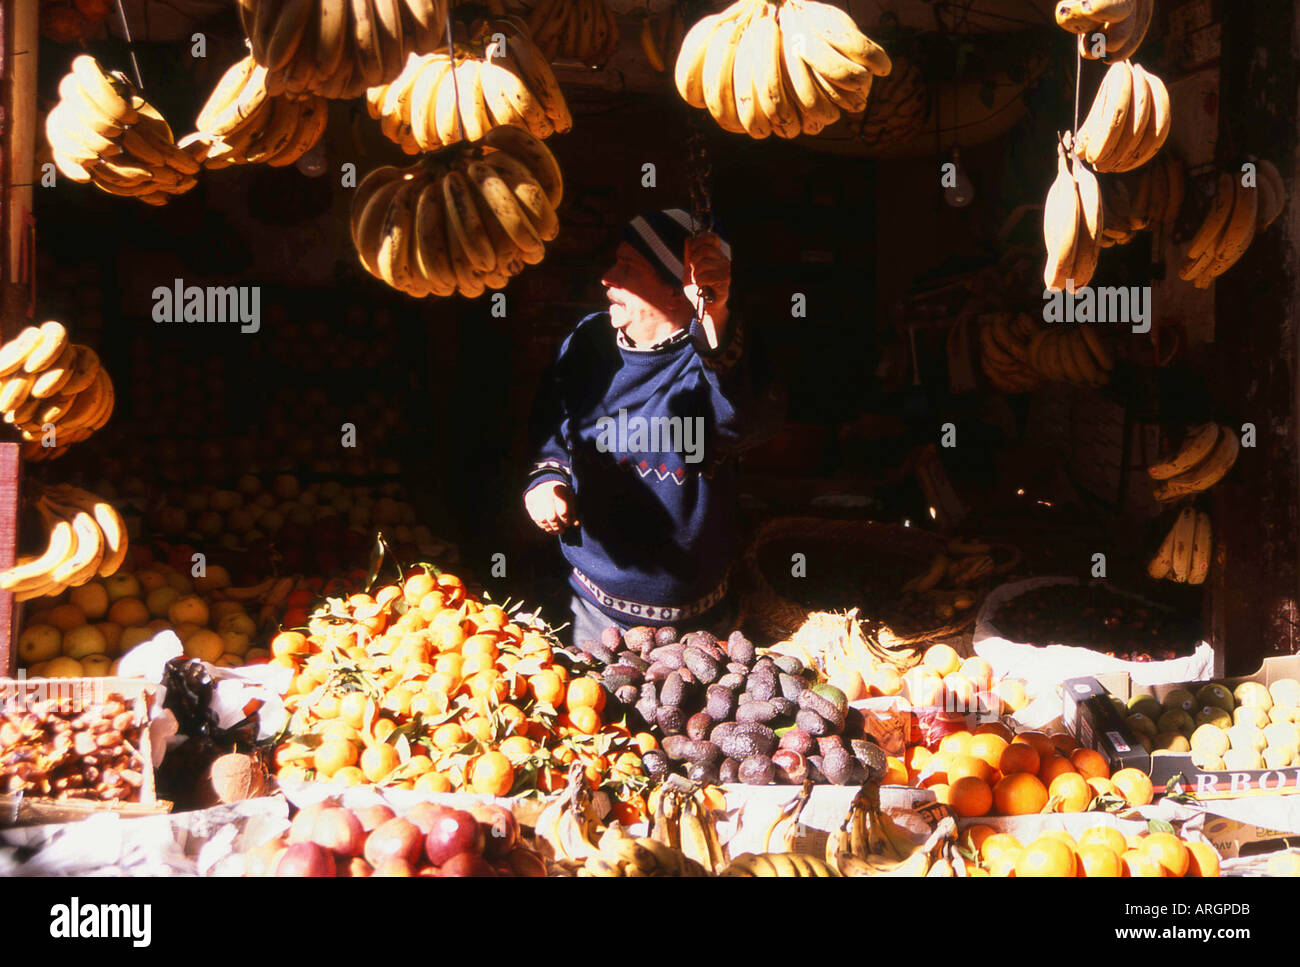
{"left": 295, "top": 142, "right": 328, "bottom": 178}
{"left": 944, "top": 148, "right": 975, "bottom": 208}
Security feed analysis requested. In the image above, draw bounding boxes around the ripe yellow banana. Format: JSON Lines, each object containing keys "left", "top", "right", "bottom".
{"left": 1188, "top": 511, "right": 1212, "bottom": 586}
{"left": 1153, "top": 425, "right": 1240, "bottom": 501}
{"left": 1170, "top": 506, "right": 1197, "bottom": 583}
{"left": 1044, "top": 142, "right": 1082, "bottom": 290}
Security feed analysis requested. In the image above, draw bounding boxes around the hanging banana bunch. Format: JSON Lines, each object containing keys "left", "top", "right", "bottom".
{"left": 639, "top": 4, "right": 686, "bottom": 74}
{"left": 1147, "top": 506, "right": 1212, "bottom": 585}
{"left": 351, "top": 126, "right": 562, "bottom": 298}
{"left": 1148, "top": 423, "right": 1240, "bottom": 503}
{"left": 47, "top": 56, "right": 199, "bottom": 206}
{"left": 366, "top": 17, "right": 571, "bottom": 152}
{"left": 675, "top": 0, "right": 891, "bottom": 139}
{"left": 526, "top": 0, "right": 621, "bottom": 66}
{"left": 179, "top": 56, "right": 331, "bottom": 170}
{"left": 1043, "top": 140, "right": 1104, "bottom": 290}
{"left": 0, "top": 485, "right": 128, "bottom": 602}
{"left": 236, "top": 0, "right": 451, "bottom": 100}
{"left": 1073, "top": 60, "right": 1169, "bottom": 174}
{"left": 853, "top": 56, "right": 928, "bottom": 147}
{"left": 1179, "top": 161, "right": 1287, "bottom": 288}
{"left": 1056, "top": 0, "right": 1154, "bottom": 64}
{"left": 1099, "top": 152, "right": 1185, "bottom": 248}
{"left": 0, "top": 322, "right": 115, "bottom": 463}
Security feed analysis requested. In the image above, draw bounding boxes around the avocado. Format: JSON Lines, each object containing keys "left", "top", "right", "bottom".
{"left": 726, "top": 631, "right": 755, "bottom": 665}
{"left": 770, "top": 697, "right": 798, "bottom": 720}
{"left": 614, "top": 684, "right": 639, "bottom": 706}
{"left": 738, "top": 754, "right": 775, "bottom": 785}
{"left": 654, "top": 625, "right": 678, "bottom": 646}
{"left": 648, "top": 644, "right": 685, "bottom": 669}
{"left": 795, "top": 708, "right": 834, "bottom": 737}
{"left": 779, "top": 728, "right": 814, "bottom": 755}
{"left": 747, "top": 668, "right": 778, "bottom": 702}
{"left": 659, "top": 671, "right": 687, "bottom": 708}
{"left": 822, "top": 747, "right": 855, "bottom": 784}
{"left": 683, "top": 647, "right": 721, "bottom": 684}
{"left": 735, "top": 700, "right": 779, "bottom": 724}
{"left": 641, "top": 749, "right": 669, "bottom": 779}
{"left": 623, "top": 626, "right": 656, "bottom": 654}
{"left": 851, "top": 739, "right": 887, "bottom": 782}
{"left": 662, "top": 735, "right": 722, "bottom": 763}
{"left": 716, "top": 722, "right": 777, "bottom": 760}
{"left": 656, "top": 705, "right": 685, "bottom": 735}
{"left": 686, "top": 712, "right": 713, "bottom": 741}
{"left": 601, "top": 664, "right": 642, "bottom": 692}
{"left": 719, "top": 757, "right": 741, "bottom": 783}
{"left": 779, "top": 673, "right": 806, "bottom": 702}
{"left": 617, "top": 652, "right": 650, "bottom": 674}
{"left": 582, "top": 639, "right": 618, "bottom": 666}
{"left": 772, "top": 655, "right": 805, "bottom": 676}
{"left": 705, "top": 684, "right": 736, "bottom": 722}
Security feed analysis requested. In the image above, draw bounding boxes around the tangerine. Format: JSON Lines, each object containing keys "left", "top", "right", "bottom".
{"left": 565, "top": 677, "right": 605, "bottom": 714}
{"left": 569, "top": 705, "right": 602, "bottom": 735}
{"left": 470, "top": 751, "right": 515, "bottom": 796}
{"left": 948, "top": 776, "right": 993, "bottom": 817}
{"left": 1077, "top": 843, "right": 1122, "bottom": 877}
{"left": 1121, "top": 850, "right": 1165, "bottom": 877}
{"left": 993, "top": 772, "right": 1049, "bottom": 815}
{"left": 1070, "top": 748, "right": 1111, "bottom": 780}
{"left": 315, "top": 739, "right": 359, "bottom": 778}
{"left": 1015, "top": 837, "right": 1076, "bottom": 877}
{"left": 1184, "top": 841, "right": 1221, "bottom": 877}
{"left": 360, "top": 743, "right": 401, "bottom": 782}
{"left": 1140, "top": 833, "right": 1190, "bottom": 877}
{"left": 1039, "top": 755, "right": 1080, "bottom": 786}
{"left": 1111, "top": 768, "right": 1154, "bottom": 807}
{"left": 968, "top": 733, "right": 1010, "bottom": 772}
{"left": 414, "top": 771, "right": 453, "bottom": 794}
{"left": 1077, "top": 826, "right": 1128, "bottom": 857}
{"left": 979, "top": 833, "right": 1022, "bottom": 862}
{"left": 998, "top": 743, "right": 1041, "bottom": 776}
{"left": 529, "top": 670, "right": 566, "bottom": 707}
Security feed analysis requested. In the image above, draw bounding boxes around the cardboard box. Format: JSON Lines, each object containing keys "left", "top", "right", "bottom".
{"left": 1201, "top": 814, "right": 1299, "bottom": 859}
{"left": 0, "top": 676, "right": 168, "bottom": 827}
{"left": 1064, "top": 656, "right": 1300, "bottom": 801}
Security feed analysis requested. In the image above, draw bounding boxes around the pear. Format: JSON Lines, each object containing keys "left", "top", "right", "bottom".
{"left": 1190, "top": 724, "right": 1230, "bottom": 757}
{"left": 1160, "top": 687, "right": 1197, "bottom": 714}
{"left": 1234, "top": 681, "right": 1273, "bottom": 711}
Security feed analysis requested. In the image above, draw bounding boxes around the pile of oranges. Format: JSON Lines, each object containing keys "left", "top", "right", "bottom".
{"left": 269, "top": 569, "right": 652, "bottom": 816}
{"left": 963, "top": 824, "right": 1220, "bottom": 877}
{"left": 883, "top": 723, "right": 1155, "bottom": 818}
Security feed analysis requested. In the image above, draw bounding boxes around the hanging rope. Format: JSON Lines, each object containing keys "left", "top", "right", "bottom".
{"left": 114, "top": 0, "right": 144, "bottom": 91}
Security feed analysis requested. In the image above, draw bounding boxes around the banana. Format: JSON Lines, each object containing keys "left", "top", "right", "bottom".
{"left": 0, "top": 328, "right": 43, "bottom": 378}
{"left": 433, "top": 58, "right": 467, "bottom": 145}
{"left": 267, "top": 96, "right": 330, "bottom": 166}
{"left": 30, "top": 344, "right": 76, "bottom": 400}
{"left": 701, "top": 2, "right": 755, "bottom": 134}
{"left": 583, "top": 854, "right": 623, "bottom": 876}
{"left": 482, "top": 125, "right": 563, "bottom": 207}
{"left": 640, "top": 14, "right": 666, "bottom": 72}
{"left": 555, "top": 807, "right": 598, "bottom": 862}
{"left": 732, "top": 8, "right": 771, "bottom": 139}
{"left": 57, "top": 75, "right": 126, "bottom": 139}
{"left": 0, "top": 518, "right": 75, "bottom": 593}
{"left": 478, "top": 60, "right": 524, "bottom": 128}
{"left": 1093, "top": 62, "right": 1136, "bottom": 172}
{"left": 488, "top": 50, "right": 550, "bottom": 136}
{"left": 1044, "top": 142, "right": 1082, "bottom": 290}
{"left": 1153, "top": 426, "right": 1240, "bottom": 501}
{"left": 372, "top": 0, "right": 405, "bottom": 73}
{"left": 676, "top": 798, "right": 716, "bottom": 873}
{"left": 411, "top": 58, "right": 452, "bottom": 149}
{"left": 1071, "top": 157, "right": 1103, "bottom": 287}
{"left": 244, "top": 96, "right": 304, "bottom": 165}
{"left": 1170, "top": 506, "right": 1197, "bottom": 583}
{"left": 902, "top": 553, "right": 948, "bottom": 593}
{"left": 316, "top": 0, "right": 350, "bottom": 82}
{"left": 24, "top": 322, "right": 69, "bottom": 375}
{"left": 1076, "top": 60, "right": 1130, "bottom": 169}
{"left": 1189, "top": 511, "right": 1212, "bottom": 586}
{"left": 1126, "top": 67, "right": 1170, "bottom": 171}
{"left": 756, "top": 10, "right": 802, "bottom": 139}
{"left": 597, "top": 827, "right": 655, "bottom": 871}
{"left": 354, "top": 178, "right": 406, "bottom": 278}
{"left": 48, "top": 508, "right": 105, "bottom": 587}
{"left": 443, "top": 168, "right": 498, "bottom": 274}
{"left": 46, "top": 103, "right": 120, "bottom": 163}
{"left": 413, "top": 180, "right": 459, "bottom": 297}
{"left": 465, "top": 160, "right": 544, "bottom": 256}
{"left": 675, "top": 10, "right": 734, "bottom": 109}
{"left": 790, "top": 0, "right": 891, "bottom": 76}
{"left": 501, "top": 26, "right": 572, "bottom": 132}
{"left": 484, "top": 149, "right": 559, "bottom": 242}
{"left": 263, "top": 0, "right": 314, "bottom": 74}
{"left": 778, "top": 6, "right": 840, "bottom": 132}
{"left": 70, "top": 55, "right": 138, "bottom": 126}
{"left": 1055, "top": 0, "right": 1097, "bottom": 32}
{"left": 1204, "top": 178, "right": 1259, "bottom": 279}
{"left": 1108, "top": 0, "right": 1153, "bottom": 61}
{"left": 352, "top": 0, "right": 386, "bottom": 88}
{"left": 376, "top": 175, "right": 421, "bottom": 292}
{"left": 1108, "top": 62, "right": 1150, "bottom": 172}
{"left": 1186, "top": 172, "right": 1237, "bottom": 263}
{"left": 1147, "top": 514, "right": 1178, "bottom": 579}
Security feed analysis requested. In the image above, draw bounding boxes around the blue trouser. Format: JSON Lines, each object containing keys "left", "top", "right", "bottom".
{"left": 568, "top": 592, "right": 737, "bottom": 650}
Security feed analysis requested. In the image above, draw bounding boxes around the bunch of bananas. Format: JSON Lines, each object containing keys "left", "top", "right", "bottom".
{"left": 638, "top": 5, "right": 687, "bottom": 74}
{"left": 1148, "top": 506, "right": 1212, "bottom": 585}
{"left": 533, "top": 764, "right": 605, "bottom": 864}
{"left": 1073, "top": 59, "right": 1169, "bottom": 173}
{"left": 178, "top": 57, "right": 330, "bottom": 170}
{"left": 0, "top": 322, "right": 114, "bottom": 463}
{"left": 720, "top": 852, "right": 839, "bottom": 876}
{"left": 575, "top": 826, "right": 708, "bottom": 877}
{"left": 1148, "top": 423, "right": 1240, "bottom": 503}
{"left": 1179, "top": 162, "right": 1287, "bottom": 289}
{"left": 1057, "top": 0, "right": 1153, "bottom": 63}
{"left": 1099, "top": 152, "right": 1185, "bottom": 248}
{"left": 825, "top": 778, "right": 956, "bottom": 876}
{"left": 1027, "top": 325, "right": 1113, "bottom": 389}
{"left": 853, "top": 56, "right": 928, "bottom": 147}
{"left": 902, "top": 539, "right": 1009, "bottom": 596}
{"left": 647, "top": 777, "right": 727, "bottom": 873}
{"left": 0, "top": 484, "right": 128, "bottom": 602}
{"left": 366, "top": 18, "right": 571, "bottom": 153}
{"left": 351, "top": 126, "right": 562, "bottom": 297}
{"left": 1044, "top": 141, "right": 1104, "bottom": 290}
{"left": 237, "top": 0, "right": 449, "bottom": 100}
{"left": 526, "top": 0, "right": 620, "bottom": 66}
{"left": 47, "top": 56, "right": 199, "bottom": 206}
{"left": 978, "top": 311, "right": 1043, "bottom": 394}
{"left": 675, "top": 0, "right": 891, "bottom": 140}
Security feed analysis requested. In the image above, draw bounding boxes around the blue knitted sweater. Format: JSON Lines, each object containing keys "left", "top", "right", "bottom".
{"left": 526, "top": 311, "right": 753, "bottom": 626}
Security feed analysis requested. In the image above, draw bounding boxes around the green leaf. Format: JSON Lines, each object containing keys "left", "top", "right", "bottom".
{"left": 1147, "top": 819, "right": 1175, "bottom": 836}
{"left": 365, "top": 534, "right": 384, "bottom": 593}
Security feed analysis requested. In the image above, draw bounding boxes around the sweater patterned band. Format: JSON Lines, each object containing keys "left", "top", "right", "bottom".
{"left": 573, "top": 567, "right": 729, "bottom": 623}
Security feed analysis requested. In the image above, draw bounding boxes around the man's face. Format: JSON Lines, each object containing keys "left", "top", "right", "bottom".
{"left": 600, "top": 241, "right": 680, "bottom": 330}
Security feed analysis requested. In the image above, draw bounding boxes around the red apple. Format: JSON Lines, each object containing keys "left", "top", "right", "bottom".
{"left": 437, "top": 852, "right": 496, "bottom": 877}
{"left": 275, "top": 842, "right": 336, "bottom": 877}
{"left": 287, "top": 803, "right": 328, "bottom": 844}
{"left": 405, "top": 801, "right": 450, "bottom": 835}
{"left": 425, "top": 809, "right": 484, "bottom": 867}
{"left": 364, "top": 817, "right": 424, "bottom": 869}
{"left": 353, "top": 803, "right": 396, "bottom": 832}
{"left": 310, "top": 807, "right": 365, "bottom": 857}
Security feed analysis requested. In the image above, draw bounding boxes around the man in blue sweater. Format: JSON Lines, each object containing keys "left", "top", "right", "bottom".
{"left": 525, "top": 208, "right": 753, "bottom": 646}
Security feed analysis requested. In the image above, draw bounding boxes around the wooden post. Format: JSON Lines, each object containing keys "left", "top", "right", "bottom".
{"left": 1, "top": 0, "right": 37, "bottom": 676}
{"left": 1209, "top": 0, "right": 1300, "bottom": 673}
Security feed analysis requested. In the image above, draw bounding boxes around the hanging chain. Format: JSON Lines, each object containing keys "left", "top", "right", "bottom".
{"left": 114, "top": 0, "right": 145, "bottom": 91}
{"left": 684, "top": 109, "right": 715, "bottom": 323}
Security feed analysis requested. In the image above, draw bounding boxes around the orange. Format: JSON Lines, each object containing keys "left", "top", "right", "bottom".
{"left": 964, "top": 824, "right": 997, "bottom": 853}
{"left": 467, "top": 671, "right": 507, "bottom": 702}
{"left": 1087, "top": 777, "right": 1119, "bottom": 799}
{"left": 1070, "top": 748, "right": 1111, "bottom": 780}
{"left": 1050, "top": 732, "right": 1081, "bottom": 756}
{"left": 993, "top": 772, "right": 1049, "bottom": 815}
{"left": 470, "top": 751, "right": 515, "bottom": 796}
{"left": 930, "top": 783, "right": 950, "bottom": 804}
{"left": 314, "top": 739, "right": 359, "bottom": 778}
{"left": 565, "top": 677, "right": 605, "bottom": 714}
{"left": 1013, "top": 731, "right": 1057, "bottom": 761}
{"left": 568, "top": 705, "right": 602, "bottom": 735}
{"left": 1041, "top": 830, "right": 1078, "bottom": 852}
{"left": 1016, "top": 837, "right": 1075, "bottom": 877}
{"left": 1078, "top": 826, "right": 1128, "bottom": 857}
{"left": 417, "top": 589, "right": 448, "bottom": 617}
{"left": 633, "top": 732, "right": 659, "bottom": 754}
{"left": 499, "top": 735, "right": 537, "bottom": 760}
{"left": 1140, "top": 833, "right": 1190, "bottom": 877}
{"left": 583, "top": 755, "right": 608, "bottom": 787}
{"left": 360, "top": 743, "right": 401, "bottom": 782}
{"left": 372, "top": 718, "right": 398, "bottom": 742}
{"left": 938, "top": 731, "right": 973, "bottom": 757}
{"left": 381, "top": 686, "right": 416, "bottom": 717}
{"left": 1121, "top": 850, "right": 1165, "bottom": 877}
{"left": 339, "top": 692, "right": 369, "bottom": 729}
{"left": 461, "top": 654, "right": 492, "bottom": 677}
{"left": 948, "top": 776, "right": 993, "bottom": 817}
{"left": 905, "top": 745, "right": 933, "bottom": 777}
{"left": 883, "top": 756, "right": 908, "bottom": 785}
{"left": 414, "top": 771, "right": 453, "bottom": 794}
{"left": 974, "top": 720, "right": 1015, "bottom": 742}
{"left": 999, "top": 743, "right": 1041, "bottom": 776}
{"left": 611, "top": 751, "right": 644, "bottom": 781}
{"left": 1077, "top": 843, "right": 1122, "bottom": 877}
{"left": 403, "top": 572, "right": 437, "bottom": 604}
{"left": 1048, "top": 772, "right": 1093, "bottom": 813}
{"left": 464, "top": 717, "right": 494, "bottom": 743}
{"left": 1039, "top": 755, "right": 1080, "bottom": 786}
{"left": 947, "top": 754, "right": 995, "bottom": 785}
{"left": 979, "top": 833, "right": 1022, "bottom": 862}
{"left": 476, "top": 605, "right": 509, "bottom": 629}
{"left": 462, "top": 634, "right": 500, "bottom": 663}
{"left": 1185, "top": 841, "right": 1221, "bottom": 878}
{"left": 425, "top": 671, "right": 457, "bottom": 698}
{"left": 989, "top": 850, "right": 1021, "bottom": 877}
{"left": 968, "top": 733, "right": 1010, "bottom": 772}
{"left": 529, "top": 670, "right": 566, "bottom": 707}
{"left": 919, "top": 753, "right": 952, "bottom": 788}
{"left": 432, "top": 723, "right": 469, "bottom": 751}
{"left": 866, "top": 666, "right": 903, "bottom": 697}
{"left": 271, "top": 630, "right": 310, "bottom": 658}
{"left": 1111, "top": 768, "right": 1154, "bottom": 807}
{"left": 332, "top": 766, "right": 366, "bottom": 786}
{"left": 993, "top": 679, "right": 1029, "bottom": 713}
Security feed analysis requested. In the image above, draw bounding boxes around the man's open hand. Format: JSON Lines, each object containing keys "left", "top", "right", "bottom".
{"left": 525, "top": 480, "right": 578, "bottom": 534}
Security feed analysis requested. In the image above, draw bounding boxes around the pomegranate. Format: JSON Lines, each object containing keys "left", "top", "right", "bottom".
{"left": 275, "top": 842, "right": 336, "bottom": 877}
{"left": 287, "top": 803, "right": 328, "bottom": 844}
{"left": 405, "top": 801, "right": 450, "bottom": 835}
{"left": 353, "top": 803, "right": 396, "bottom": 832}
{"left": 424, "top": 808, "right": 484, "bottom": 866}
{"left": 311, "top": 807, "right": 365, "bottom": 857}
{"left": 364, "top": 817, "right": 424, "bottom": 869}
{"left": 438, "top": 852, "right": 497, "bottom": 877}
{"left": 469, "top": 804, "right": 519, "bottom": 859}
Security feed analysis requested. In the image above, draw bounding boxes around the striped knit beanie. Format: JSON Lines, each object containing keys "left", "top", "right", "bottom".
{"left": 622, "top": 208, "right": 732, "bottom": 290}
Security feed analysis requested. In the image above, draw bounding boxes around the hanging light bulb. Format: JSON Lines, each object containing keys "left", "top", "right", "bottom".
{"left": 295, "top": 141, "right": 328, "bottom": 178}
{"left": 944, "top": 147, "right": 975, "bottom": 208}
